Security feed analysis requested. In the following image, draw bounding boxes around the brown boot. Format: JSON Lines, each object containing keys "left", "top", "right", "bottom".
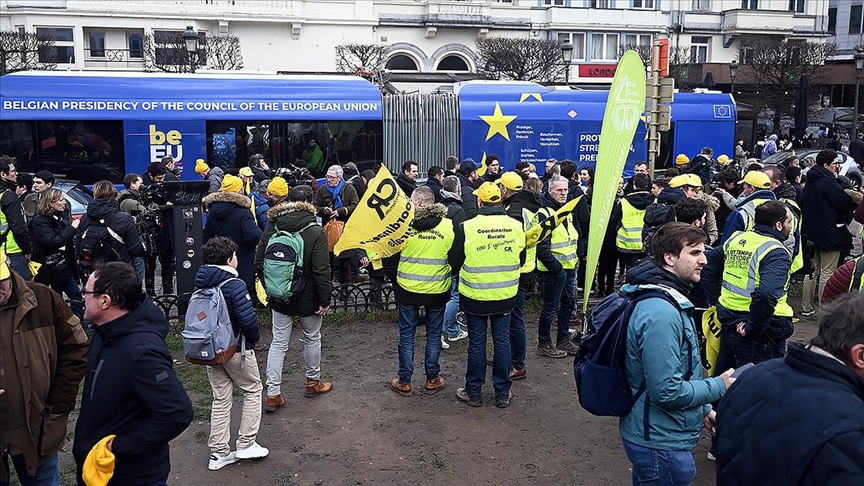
{"left": 305, "top": 378, "right": 333, "bottom": 398}
{"left": 263, "top": 394, "right": 284, "bottom": 413}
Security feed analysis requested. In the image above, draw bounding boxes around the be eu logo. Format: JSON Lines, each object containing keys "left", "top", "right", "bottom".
{"left": 149, "top": 124, "right": 184, "bottom": 162}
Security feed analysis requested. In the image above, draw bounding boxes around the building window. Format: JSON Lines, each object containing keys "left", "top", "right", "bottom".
{"left": 437, "top": 55, "right": 469, "bottom": 71}
{"left": 88, "top": 31, "right": 105, "bottom": 58}
{"left": 788, "top": 0, "right": 804, "bottom": 13}
{"left": 556, "top": 32, "right": 586, "bottom": 61}
{"left": 741, "top": 0, "right": 758, "bottom": 9}
{"left": 35, "top": 27, "right": 74, "bottom": 64}
{"left": 591, "top": 33, "right": 619, "bottom": 61}
{"left": 385, "top": 54, "right": 419, "bottom": 71}
{"left": 852, "top": 5, "right": 863, "bottom": 35}
{"left": 633, "top": 0, "right": 655, "bottom": 8}
{"left": 690, "top": 36, "right": 709, "bottom": 63}
{"left": 128, "top": 33, "right": 144, "bottom": 59}
{"left": 544, "top": 0, "right": 565, "bottom": 5}
{"left": 591, "top": 0, "right": 610, "bottom": 7}
{"left": 828, "top": 7, "right": 837, "bottom": 33}
{"left": 692, "top": 0, "right": 710, "bottom": 10}
{"left": 624, "top": 33, "right": 653, "bottom": 48}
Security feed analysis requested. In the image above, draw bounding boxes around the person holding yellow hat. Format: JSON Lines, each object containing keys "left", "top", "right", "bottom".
{"left": 718, "top": 170, "right": 776, "bottom": 245}
{"left": 239, "top": 167, "right": 255, "bottom": 195}
{"left": 0, "top": 248, "right": 89, "bottom": 485}
{"left": 195, "top": 158, "right": 225, "bottom": 195}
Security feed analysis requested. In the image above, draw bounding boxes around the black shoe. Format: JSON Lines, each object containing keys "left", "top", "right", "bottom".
{"left": 455, "top": 387, "right": 482, "bottom": 407}
{"left": 495, "top": 391, "right": 512, "bottom": 408}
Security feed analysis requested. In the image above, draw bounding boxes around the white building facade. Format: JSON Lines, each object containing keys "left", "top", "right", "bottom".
{"left": 0, "top": 0, "right": 831, "bottom": 84}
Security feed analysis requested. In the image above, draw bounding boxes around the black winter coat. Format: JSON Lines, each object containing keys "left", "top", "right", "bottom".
{"left": 456, "top": 173, "right": 478, "bottom": 219}
{"left": 505, "top": 189, "right": 542, "bottom": 223}
{"left": 425, "top": 177, "right": 444, "bottom": 203}
{"left": 255, "top": 201, "right": 331, "bottom": 316}
{"left": 203, "top": 191, "right": 263, "bottom": 293}
{"left": 31, "top": 211, "right": 76, "bottom": 284}
{"left": 75, "top": 198, "right": 144, "bottom": 265}
{"left": 441, "top": 192, "right": 467, "bottom": 227}
{"left": 716, "top": 343, "right": 864, "bottom": 485}
{"left": 395, "top": 173, "right": 417, "bottom": 198}
{"left": 73, "top": 295, "right": 193, "bottom": 485}
{"left": 0, "top": 177, "right": 32, "bottom": 254}
{"left": 194, "top": 265, "right": 259, "bottom": 349}
{"left": 802, "top": 165, "right": 856, "bottom": 251}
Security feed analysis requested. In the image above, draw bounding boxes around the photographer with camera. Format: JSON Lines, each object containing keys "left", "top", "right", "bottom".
{"left": 138, "top": 163, "right": 175, "bottom": 295}
{"left": 119, "top": 173, "right": 150, "bottom": 282}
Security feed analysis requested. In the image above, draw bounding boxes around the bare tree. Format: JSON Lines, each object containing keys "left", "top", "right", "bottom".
{"left": 0, "top": 30, "right": 57, "bottom": 75}
{"left": 618, "top": 43, "right": 695, "bottom": 90}
{"left": 206, "top": 35, "right": 243, "bottom": 70}
{"left": 736, "top": 38, "right": 836, "bottom": 130}
{"left": 143, "top": 32, "right": 243, "bottom": 73}
{"left": 334, "top": 43, "right": 389, "bottom": 73}
{"left": 476, "top": 37, "right": 565, "bottom": 84}
{"left": 618, "top": 44, "right": 653, "bottom": 69}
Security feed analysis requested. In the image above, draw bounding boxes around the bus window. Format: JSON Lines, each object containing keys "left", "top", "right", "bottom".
{"left": 37, "top": 120, "right": 125, "bottom": 184}
{"left": 0, "top": 121, "right": 38, "bottom": 173}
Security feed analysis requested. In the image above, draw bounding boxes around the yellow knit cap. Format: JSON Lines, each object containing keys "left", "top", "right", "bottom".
{"left": 675, "top": 154, "right": 690, "bottom": 165}
{"left": 267, "top": 177, "right": 289, "bottom": 197}
{"left": 82, "top": 435, "right": 116, "bottom": 486}
{"left": 194, "top": 159, "right": 209, "bottom": 174}
{"left": 221, "top": 174, "right": 244, "bottom": 193}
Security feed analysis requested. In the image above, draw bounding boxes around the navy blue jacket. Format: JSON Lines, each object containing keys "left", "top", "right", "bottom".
{"left": 802, "top": 165, "right": 856, "bottom": 251}
{"left": 249, "top": 191, "right": 270, "bottom": 231}
{"left": 702, "top": 224, "right": 793, "bottom": 342}
{"left": 716, "top": 343, "right": 864, "bottom": 485}
{"left": 203, "top": 191, "right": 263, "bottom": 292}
{"left": 194, "top": 265, "right": 259, "bottom": 350}
{"left": 73, "top": 295, "right": 193, "bottom": 485}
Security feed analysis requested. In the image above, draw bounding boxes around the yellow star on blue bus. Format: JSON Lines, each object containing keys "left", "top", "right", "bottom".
{"left": 480, "top": 102, "right": 518, "bottom": 141}
{"left": 519, "top": 93, "right": 543, "bottom": 103}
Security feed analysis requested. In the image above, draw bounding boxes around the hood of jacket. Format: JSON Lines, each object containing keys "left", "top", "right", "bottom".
{"left": 805, "top": 165, "right": 839, "bottom": 186}
{"left": 266, "top": 201, "right": 316, "bottom": 231}
{"left": 208, "top": 166, "right": 225, "bottom": 179}
{"left": 194, "top": 264, "right": 239, "bottom": 290}
{"left": 94, "top": 294, "right": 167, "bottom": 344}
{"left": 624, "top": 191, "right": 656, "bottom": 210}
{"left": 86, "top": 198, "right": 121, "bottom": 220}
{"left": 204, "top": 191, "right": 252, "bottom": 220}
{"left": 250, "top": 190, "right": 269, "bottom": 206}
{"left": 624, "top": 259, "right": 693, "bottom": 296}
{"left": 411, "top": 203, "right": 447, "bottom": 231}
{"left": 773, "top": 182, "right": 798, "bottom": 202}
{"left": 698, "top": 191, "right": 720, "bottom": 212}
{"left": 441, "top": 190, "right": 462, "bottom": 204}
{"left": 508, "top": 189, "right": 542, "bottom": 212}
{"left": 735, "top": 189, "right": 776, "bottom": 208}
{"left": 118, "top": 189, "right": 140, "bottom": 203}
{"left": 657, "top": 187, "right": 686, "bottom": 205}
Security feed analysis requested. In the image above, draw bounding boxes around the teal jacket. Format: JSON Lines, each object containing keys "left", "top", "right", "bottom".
{"left": 619, "top": 261, "right": 726, "bottom": 451}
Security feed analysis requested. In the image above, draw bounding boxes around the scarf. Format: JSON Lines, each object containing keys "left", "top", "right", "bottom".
{"left": 326, "top": 178, "right": 345, "bottom": 209}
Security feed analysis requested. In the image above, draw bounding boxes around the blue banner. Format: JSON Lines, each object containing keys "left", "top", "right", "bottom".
{"left": 124, "top": 120, "right": 206, "bottom": 180}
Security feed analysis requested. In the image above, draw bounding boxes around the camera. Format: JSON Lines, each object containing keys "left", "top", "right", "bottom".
{"left": 274, "top": 164, "right": 312, "bottom": 188}
{"left": 139, "top": 183, "right": 168, "bottom": 207}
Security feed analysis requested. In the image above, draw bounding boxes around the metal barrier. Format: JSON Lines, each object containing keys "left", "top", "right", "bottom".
{"left": 382, "top": 92, "right": 459, "bottom": 174}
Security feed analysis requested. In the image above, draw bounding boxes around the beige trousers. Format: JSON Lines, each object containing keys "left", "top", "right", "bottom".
{"left": 206, "top": 349, "right": 263, "bottom": 455}
{"left": 802, "top": 250, "right": 841, "bottom": 311}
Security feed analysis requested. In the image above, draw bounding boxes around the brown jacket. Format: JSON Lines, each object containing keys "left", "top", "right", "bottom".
{"left": 0, "top": 271, "right": 89, "bottom": 476}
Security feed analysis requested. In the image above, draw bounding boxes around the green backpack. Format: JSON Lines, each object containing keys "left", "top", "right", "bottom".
{"left": 263, "top": 221, "right": 317, "bottom": 302}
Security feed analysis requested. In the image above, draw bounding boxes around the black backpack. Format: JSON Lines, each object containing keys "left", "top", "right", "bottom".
{"left": 641, "top": 203, "right": 676, "bottom": 252}
{"left": 78, "top": 215, "right": 123, "bottom": 273}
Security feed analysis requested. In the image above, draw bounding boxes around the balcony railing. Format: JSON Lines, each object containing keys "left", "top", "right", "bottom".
{"left": 84, "top": 48, "right": 144, "bottom": 69}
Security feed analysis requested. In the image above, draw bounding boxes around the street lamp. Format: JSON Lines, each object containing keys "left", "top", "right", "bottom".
{"left": 729, "top": 59, "right": 739, "bottom": 94}
{"left": 182, "top": 25, "right": 199, "bottom": 73}
{"left": 560, "top": 40, "right": 574, "bottom": 85}
{"left": 853, "top": 48, "right": 864, "bottom": 140}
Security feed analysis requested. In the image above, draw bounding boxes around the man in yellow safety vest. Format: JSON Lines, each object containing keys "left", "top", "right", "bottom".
{"left": 612, "top": 172, "right": 654, "bottom": 273}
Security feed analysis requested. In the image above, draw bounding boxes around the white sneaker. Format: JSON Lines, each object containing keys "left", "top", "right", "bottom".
{"left": 706, "top": 451, "right": 717, "bottom": 462}
{"left": 208, "top": 451, "right": 237, "bottom": 471}
{"left": 440, "top": 337, "right": 450, "bottom": 349}
{"left": 236, "top": 441, "right": 269, "bottom": 460}
{"left": 448, "top": 329, "right": 469, "bottom": 342}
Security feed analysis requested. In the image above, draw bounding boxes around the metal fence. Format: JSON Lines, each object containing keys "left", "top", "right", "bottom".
{"left": 382, "top": 92, "right": 460, "bottom": 174}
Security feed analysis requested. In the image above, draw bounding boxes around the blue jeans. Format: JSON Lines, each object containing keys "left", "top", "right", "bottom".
{"left": 509, "top": 279, "right": 529, "bottom": 371}
{"left": 441, "top": 276, "right": 462, "bottom": 338}
{"left": 52, "top": 276, "right": 83, "bottom": 320}
{"left": 396, "top": 302, "right": 445, "bottom": 383}
{"left": 622, "top": 439, "right": 696, "bottom": 486}
{"left": 6, "top": 252, "right": 31, "bottom": 281}
{"left": 2, "top": 452, "right": 59, "bottom": 486}
{"left": 464, "top": 312, "right": 511, "bottom": 397}
{"left": 134, "top": 256, "right": 145, "bottom": 283}
{"left": 538, "top": 268, "right": 574, "bottom": 344}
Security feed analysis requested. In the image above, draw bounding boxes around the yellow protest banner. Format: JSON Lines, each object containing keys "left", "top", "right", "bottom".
{"left": 702, "top": 306, "right": 722, "bottom": 377}
{"left": 525, "top": 196, "right": 582, "bottom": 247}
{"left": 333, "top": 166, "right": 415, "bottom": 258}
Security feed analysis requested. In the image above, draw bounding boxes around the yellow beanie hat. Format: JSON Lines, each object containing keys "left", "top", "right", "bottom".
{"left": 267, "top": 177, "right": 289, "bottom": 197}
{"left": 82, "top": 435, "right": 116, "bottom": 486}
{"left": 194, "top": 159, "right": 209, "bottom": 174}
{"left": 675, "top": 154, "right": 690, "bottom": 166}
{"left": 221, "top": 174, "right": 244, "bottom": 193}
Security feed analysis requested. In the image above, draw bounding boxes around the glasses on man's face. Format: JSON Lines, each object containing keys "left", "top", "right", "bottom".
{"left": 81, "top": 290, "right": 103, "bottom": 298}
{"left": 326, "top": 175, "right": 339, "bottom": 180}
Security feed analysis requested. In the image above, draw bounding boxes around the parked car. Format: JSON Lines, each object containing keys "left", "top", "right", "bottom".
{"left": 762, "top": 149, "right": 863, "bottom": 191}
{"left": 53, "top": 180, "right": 93, "bottom": 219}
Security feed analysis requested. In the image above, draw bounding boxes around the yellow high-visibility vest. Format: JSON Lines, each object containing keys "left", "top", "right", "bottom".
{"left": 0, "top": 190, "right": 23, "bottom": 254}
{"left": 459, "top": 214, "right": 525, "bottom": 301}
{"left": 616, "top": 198, "right": 649, "bottom": 252}
{"left": 719, "top": 230, "right": 793, "bottom": 317}
{"left": 520, "top": 210, "right": 538, "bottom": 274}
{"left": 396, "top": 218, "right": 454, "bottom": 294}
{"left": 536, "top": 207, "right": 578, "bottom": 272}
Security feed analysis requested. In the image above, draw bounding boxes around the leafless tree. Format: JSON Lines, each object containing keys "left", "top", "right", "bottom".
{"left": 0, "top": 30, "right": 57, "bottom": 75}
{"left": 334, "top": 43, "right": 389, "bottom": 73}
{"left": 476, "top": 37, "right": 565, "bottom": 84}
{"left": 618, "top": 43, "right": 695, "bottom": 89}
{"left": 143, "top": 32, "right": 243, "bottom": 73}
{"left": 736, "top": 38, "right": 836, "bottom": 130}
{"left": 206, "top": 35, "right": 243, "bottom": 70}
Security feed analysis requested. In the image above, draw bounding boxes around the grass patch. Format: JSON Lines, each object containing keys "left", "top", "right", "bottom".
{"left": 325, "top": 308, "right": 397, "bottom": 325}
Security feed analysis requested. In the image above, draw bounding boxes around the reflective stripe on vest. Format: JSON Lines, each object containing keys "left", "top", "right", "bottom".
{"left": 848, "top": 257, "right": 864, "bottom": 292}
{"left": 743, "top": 197, "right": 803, "bottom": 274}
{"left": 536, "top": 207, "right": 578, "bottom": 271}
{"left": 459, "top": 214, "right": 525, "bottom": 301}
{"left": 396, "top": 218, "right": 454, "bottom": 294}
{"left": 0, "top": 190, "right": 22, "bottom": 254}
{"left": 520, "top": 210, "right": 538, "bottom": 274}
{"left": 719, "top": 231, "right": 793, "bottom": 317}
{"left": 616, "top": 198, "right": 648, "bottom": 251}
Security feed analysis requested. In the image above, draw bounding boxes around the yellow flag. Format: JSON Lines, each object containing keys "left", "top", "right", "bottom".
{"left": 525, "top": 196, "right": 582, "bottom": 247}
{"left": 701, "top": 306, "right": 722, "bottom": 377}
{"left": 333, "top": 166, "right": 415, "bottom": 258}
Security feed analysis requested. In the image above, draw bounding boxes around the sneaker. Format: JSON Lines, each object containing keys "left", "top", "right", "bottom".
{"left": 801, "top": 308, "right": 816, "bottom": 317}
{"left": 556, "top": 339, "right": 579, "bottom": 356}
{"left": 208, "top": 451, "right": 237, "bottom": 471}
{"left": 440, "top": 337, "right": 450, "bottom": 349}
{"left": 706, "top": 451, "right": 716, "bottom": 462}
{"left": 236, "top": 442, "right": 269, "bottom": 460}
{"left": 456, "top": 312, "right": 466, "bottom": 328}
{"left": 263, "top": 394, "right": 284, "bottom": 413}
{"left": 536, "top": 342, "right": 568, "bottom": 359}
{"left": 389, "top": 378, "right": 412, "bottom": 397}
{"left": 495, "top": 391, "right": 512, "bottom": 409}
{"left": 448, "top": 329, "right": 469, "bottom": 342}
{"left": 424, "top": 376, "right": 446, "bottom": 395}
{"left": 455, "top": 387, "right": 482, "bottom": 407}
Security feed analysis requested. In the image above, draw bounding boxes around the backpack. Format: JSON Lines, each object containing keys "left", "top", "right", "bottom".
{"left": 641, "top": 203, "right": 676, "bottom": 252}
{"left": 573, "top": 286, "right": 680, "bottom": 417}
{"left": 263, "top": 221, "right": 316, "bottom": 302}
{"left": 77, "top": 215, "right": 123, "bottom": 273}
{"left": 182, "top": 278, "right": 243, "bottom": 365}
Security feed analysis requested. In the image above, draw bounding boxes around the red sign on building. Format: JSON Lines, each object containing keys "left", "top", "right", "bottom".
{"left": 579, "top": 64, "right": 618, "bottom": 78}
